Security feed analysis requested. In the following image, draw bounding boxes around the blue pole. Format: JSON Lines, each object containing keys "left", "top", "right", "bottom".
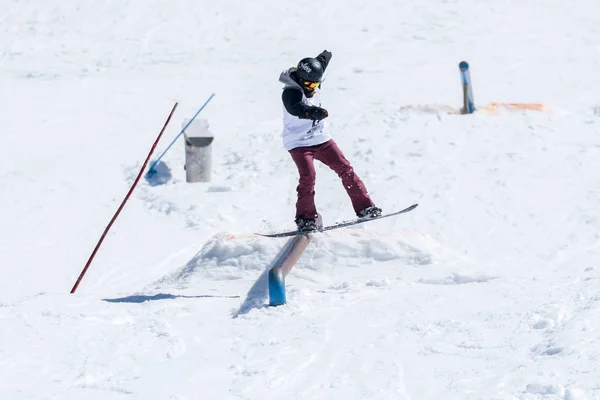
{"left": 147, "top": 93, "right": 215, "bottom": 176}
{"left": 458, "top": 62, "right": 475, "bottom": 114}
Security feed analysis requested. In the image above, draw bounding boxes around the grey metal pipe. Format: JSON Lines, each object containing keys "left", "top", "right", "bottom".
{"left": 268, "top": 233, "right": 312, "bottom": 306}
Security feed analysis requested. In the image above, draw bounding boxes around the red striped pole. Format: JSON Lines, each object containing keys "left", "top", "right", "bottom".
{"left": 70, "top": 102, "right": 179, "bottom": 294}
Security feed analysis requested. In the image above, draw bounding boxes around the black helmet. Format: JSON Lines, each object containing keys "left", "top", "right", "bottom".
{"left": 296, "top": 57, "right": 324, "bottom": 83}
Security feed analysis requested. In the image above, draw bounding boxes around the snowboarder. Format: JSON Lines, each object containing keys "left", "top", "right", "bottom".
{"left": 279, "top": 50, "right": 382, "bottom": 232}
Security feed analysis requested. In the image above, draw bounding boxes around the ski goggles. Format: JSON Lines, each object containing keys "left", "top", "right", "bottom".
{"left": 302, "top": 80, "right": 320, "bottom": 90}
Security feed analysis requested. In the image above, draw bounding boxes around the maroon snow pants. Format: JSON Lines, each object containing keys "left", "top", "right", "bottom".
{"left": 289, "top": 139, "right": 374, "bottom": 220}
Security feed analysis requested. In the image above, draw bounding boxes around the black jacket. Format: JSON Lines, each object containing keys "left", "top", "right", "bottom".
{"left": 281, "top": 51, "right": 332, "bottom": 119}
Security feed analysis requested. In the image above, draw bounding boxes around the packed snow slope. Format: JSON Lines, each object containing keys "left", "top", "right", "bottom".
{"left": 2, "top": 0, "right": 600, "bottom": 399}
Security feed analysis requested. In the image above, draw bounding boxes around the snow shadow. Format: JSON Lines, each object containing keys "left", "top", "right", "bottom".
{"left": 145, "top": 160, "right": 172, "bottom": 186}
{"left": 103, "top": 293, "right": 239, "bottom": 303}
{"left": 232, "top": 267, "right": 270, "bottom": 318}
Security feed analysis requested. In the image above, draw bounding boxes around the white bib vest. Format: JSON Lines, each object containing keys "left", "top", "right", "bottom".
{"left": 281, "top": 89, "right": 331, "bottom": 151}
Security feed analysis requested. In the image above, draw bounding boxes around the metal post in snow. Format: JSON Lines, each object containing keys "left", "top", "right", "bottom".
{"left": 268, "top": 234, "right": 312, "bottom": 306}
{"left": 459, "top": 61, "right": 475, "bottom": 114}
{"left": 70, "top": 102, "right": 179, "bottom": 294}
{"left": 147, "top": 93, "right": 215, "bottom": 176}
{"left": 268, "top": 214, "right": 321, "bottom": 306}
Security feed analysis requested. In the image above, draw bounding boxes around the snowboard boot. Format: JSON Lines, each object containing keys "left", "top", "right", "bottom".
{"left": 295, "top": 218, "right": 318, "bottom": 232}
{"left": 357, "top": 205, "right": 383, "bottom": 219}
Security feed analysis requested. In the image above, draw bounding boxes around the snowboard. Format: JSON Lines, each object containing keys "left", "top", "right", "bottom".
{"left": 256, "top": 203, "right": 418, "bottom": 238}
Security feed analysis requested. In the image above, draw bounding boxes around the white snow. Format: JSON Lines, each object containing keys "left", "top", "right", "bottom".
{"left": 2, "top": 0, "right": 600, "bottom": 399}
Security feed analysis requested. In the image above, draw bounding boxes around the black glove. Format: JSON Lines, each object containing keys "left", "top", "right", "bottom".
{"left": 306, "top": 106, "right": 328, "bottom": 121}
{"left": 320, "top": 50, "right": 332, "bottom": 59}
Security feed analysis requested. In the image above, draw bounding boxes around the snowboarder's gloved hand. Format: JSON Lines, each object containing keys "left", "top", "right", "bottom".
{"left": 306, "top": 106, "right": 328, "bottom": 121}
{"left": 320, "top": 50, "right": 332, "bottom": 59}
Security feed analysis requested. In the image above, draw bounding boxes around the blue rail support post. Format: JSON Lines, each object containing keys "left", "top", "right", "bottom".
{"left": 268, "top": 214, "right": 321, "bottom": 306}
{"left": 459, "top": 61, "right": 475, "bottom": 114}
{"left": 268, "top": 234, "right": 312, "bottom": 306}
{"left": 147, "top": 93, "right": 215, "bottom": 176}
